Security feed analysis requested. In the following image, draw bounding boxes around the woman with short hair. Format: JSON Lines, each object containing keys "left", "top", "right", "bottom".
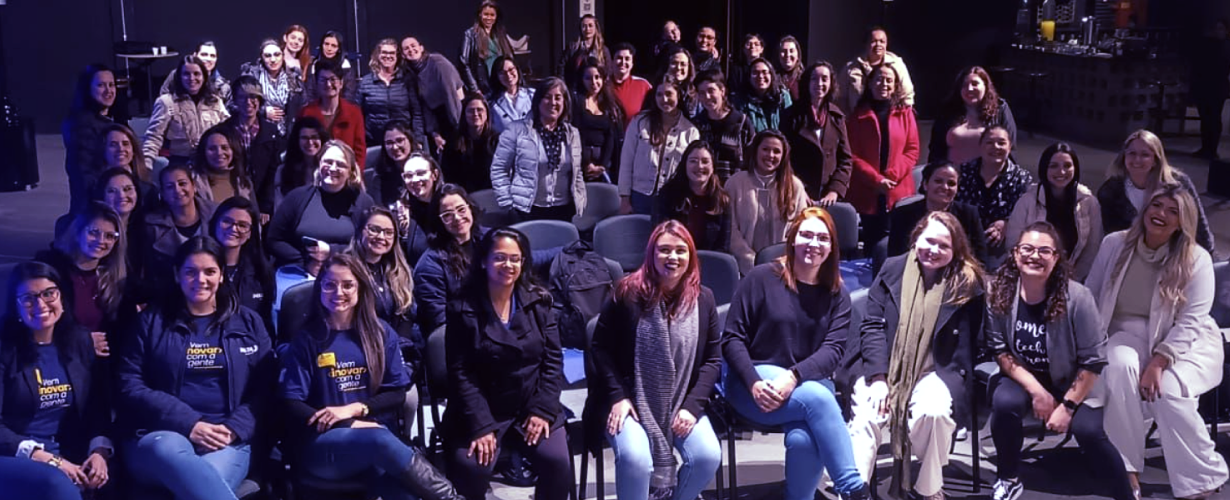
{"left": 301, "top": 60, "right": 368, "bottom": 168}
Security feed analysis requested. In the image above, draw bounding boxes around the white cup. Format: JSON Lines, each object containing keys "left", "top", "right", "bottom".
{"left": 159, "top": 46, "right": 168, "bottom": 55}
{"left": 151, "top": 47, "right": 159, "bottom": 55}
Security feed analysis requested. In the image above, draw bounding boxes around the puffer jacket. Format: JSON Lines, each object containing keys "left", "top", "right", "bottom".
{"left": 491, "top": 119, "right": 588, "bottom": 216}
{"left": 142, "top": 93, "right": 229, "bottom": 170}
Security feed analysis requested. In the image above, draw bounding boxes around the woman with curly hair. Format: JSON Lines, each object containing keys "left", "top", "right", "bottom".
{"left": 926, "top": 66, "right": 1016, "bottom": 165}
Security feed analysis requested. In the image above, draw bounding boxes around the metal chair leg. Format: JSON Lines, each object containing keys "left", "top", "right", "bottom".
{"left": 971, "top": 413, "right": 981, "bottom": 493}
{"left": 580, "top": 449, "right": 589, "bottom": 500}
{"left": 728, "top": 423, "right": 738, "bottom": 500}
{"left": 596, "top": 449, "right": 605, "bottom": 499}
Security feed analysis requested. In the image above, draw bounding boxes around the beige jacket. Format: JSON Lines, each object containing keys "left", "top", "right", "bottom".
{"left": 840, "top": 51, "right": 915, "bottom": 114}
{"left": 725, "top": 171, "right": 810, "bottom": 273}
{"left": 142, "top": 94, "right": 229, "bottom": 172}
{"left": 1005, "top": 183, "right": 1103, "bottom": 281}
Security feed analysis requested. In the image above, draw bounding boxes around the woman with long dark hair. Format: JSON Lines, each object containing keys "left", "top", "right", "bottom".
{"left": 279, "top": 254, "right": 462, "bottom": 500}
{"left": 413, "top": 184, "right": 484, "bottom": 335}
{"left": 986, "top": 221, "right": 1133, "bottom": 500}
{"left": 692, "top": 69, "right": 754, "bottom": 183}
{"left": 275, "top": 117, "right": 330, "bottom": 206}
{"left": 190, "top": 125, "right": 256, "bottom": 207}
{"left": 559, "top": 14, "right": 612, "bottom": 88}
{"left": 573, "top": 59, "right": 625, "bottom": 182}
{"left": 588, "top": 221, "right": 722, "bottom": 500}
{"left": 306, "top": 30, "right": 358, "bottom": 102}
{"left": 776, "top": 36, "right": 804, "bottom": 100}
{"left": 393, "top": 154, "right": 442, "bottom": 265}
{"left": 656, "top": 45, "right": 698, "bottom": 115}
{"left": 0, "top": 262, "right": 113, "bottom": 499}
{"left": 489, "top": 55, "right": 535, "bottom": 133}
{"left": 142, "top": 55, "right": 230, "bottom": 173}
{"left": 1005, "top": 143, "right": 1103, "bottom": 280}
{"left": 63, "top": 64, "right": 119, "bottom": 214}
{"left": 781, "top": 61, "right": 852, "bottom": 206}
{"left": 724, "top": 208, "right": 870, "bottom": 500}
{"left": 367, "top": 120, "right": 421, "bottom": 207}
{"left": 735, "top": 58, "right": 793, "bottom": 133}
{"left": 845, "top": 64, "right": 920, "bottom": 247}
{"left": 927, "top": 66, "right": 1016, "bottom": 165}
{"left": 444, "top": 228, "right": 571, "bottom": 500}
{"left": 209, "top": 196, "right": 273, "bottom": 319}
{"left": 654, "top": 141, "right": 731, "bottom": 252}
{"left": 460, "top": 0, "right": 517, "bottom": 96}
{"left": 726, "top": 130, "right": 810, "bottom": 273}
{"left": 442, "top": 94, "right": 499, "bottom": 193}
{"left": 619, "top": 78, "right": 699, "bottom": 215}
{"left": 886, "top": 161, "right": 986, "bottom": 262}
{"left": 115, "top": 237, "right": 274, "bottom": 500}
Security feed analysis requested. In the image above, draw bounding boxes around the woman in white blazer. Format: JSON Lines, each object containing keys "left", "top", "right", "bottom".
{"left": 618, "top": 78, "right": 699, "bottom": 215}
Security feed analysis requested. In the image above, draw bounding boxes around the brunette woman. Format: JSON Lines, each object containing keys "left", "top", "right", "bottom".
{"left": 393, "top": 155, "right": 442, "bottom": 265}
{"left": 728, "top": 34, "right": 765, "bottom": 96}
{"left": 282, "top": 25, "right": 311, "bottom": 79}
{"left": 1005, "top": 144, "right": 1103, "bottom": 281}
{"left": 190, "top": 125, "right": 257, "bottom": 207}
{"left": 588, "top": 221, "right": 723, "bottom": 500}
{"left": 657, "top": 45, "right": 698, "bottom": 115}
{"left": 460, "top": 0, "right": 516, "bottom": 96}
{"left": 0, "top": 262, "right": 113, "bottom": 500}
{"left": 1096, "top": 129, "right": 1214, "bottom": 253}
{"left": 619, "top": 79, "right": 700, "bottom": 215}
{"left": 724, "top": 208, "right": 870, "bottom": 500}
{"left": 95, "top": 167, "right": 147, "bottom": 237}
{"left": 559, "top": 14, "right": 612, "bottom": 88}
{"left": 735, "top": 58, "right": 793, "bottom": 133}
{"left": 239, "top": 39, "right": 306, "bottom": 135}
{"left": 275, "top": 117, "right": 329, "bottom": 206}
{"left": 54, "top": 124, "right": 148, "bottom": 239}
{"left": 403, "top": 36, "right": 467, "bottom": 141}
{"left": 781, "top": 61, "right": 853, "bottom": 205}
{"left": 726, "top": 130, "right": 810, "bottom": 273}
{"left": 986, "top": 222, "right": 1133, "bottom": 500}
{"left": 776, "top": 36, "right": 804, "bottom": 100}
{"left": 307, "top": 31, "right": 358, "bottom": 102}
{"left": 358, "top": 39, "right": 428, "bottom": 148}
{"left": 209, "top": 196, "right": 273, "bottom": 319}
{"left": 414, "top": 184, "right": 485, "bottom": 335}
{"left": 489, "top": 55, "right": 535, "bottom": 134}
{"left": 132, "top": 164, "right": 217, "bottom": 302}
{"left": 491, "top": 77, "right": 588, "bottom": 222}
{"left": 442, "top": 94, "right": 499, "bottom": 194}
{"left": 301, "top": 60, "right": 367, "bottom": 168}
{"left": 115, "top": 237, "right": 274, "bottom": 500}
{"left": 654, "top": 141, "right": 732, "bottom": 252}
{"left": 845, "top": 64, "right": 920, "bottom": 246}
{"left": 954, "top": 126, "right": 1033, "bottom": 264}
{"left": 887, "top": 161, "right": 986, "bottom": 262}
{"left": 279, "top": 254, "right": 462, "bottom": 500}
{"left": 1087, "top": 185, "right": 1229, "bottom": 500}
{"left": 843, "top": 212, "right": 984, "bottom": 500}
{"left": 692, "top": 69, "right": 754, "bottom": 183}
{"left": 63, "top": 64, "right": 118, "bottom": 213}
{"left": 444, "top": 228, "right": 571, "bottom": 500}
{"left": 223, "top": 76, "right": 282, "bottom": 222}
{"left": 160, "top": 41, "right": 232, "bottom": 103}
{"left": 839, "top": 27, "right": 915, "bottom": 114}
{"left": 368, "top": 121, "right": 420, "bottom": 207}
{"left": 142, "top": 55, "right": 230, "bottom": 173}
{"left": 573, "top": 59, "right": 625, "bottom": 182}
{"left": 927, "top": 66, "right": 1016, "bottom": 165}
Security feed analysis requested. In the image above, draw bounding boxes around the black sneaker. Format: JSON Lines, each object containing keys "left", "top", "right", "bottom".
{"left": 992, "top": 478, "right": 1024, "bottom": 500}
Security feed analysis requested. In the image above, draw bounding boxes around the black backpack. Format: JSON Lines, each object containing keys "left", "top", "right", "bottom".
{"left": 548, "top": 240, "right": 615, "bottom": 349}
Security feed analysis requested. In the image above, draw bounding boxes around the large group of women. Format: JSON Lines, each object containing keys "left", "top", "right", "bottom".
{"left": 14, "top": 2, "right": 1227, "bottom": 500}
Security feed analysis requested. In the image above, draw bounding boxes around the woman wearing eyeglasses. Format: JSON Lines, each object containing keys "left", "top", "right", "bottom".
{"left": 368, "top": 121, "right": 421, "bottom": 207}
{"left": 301, "top": 60, "right": 368, "bottom": 169}
{"left": 209, "top": 197, "right": 273, "bottom": 321}
{"left": 0, "top": 261, "right": 113, "bottom": 500}
{"left": 414, "top": 184, "right": 484, "bottom": 336}
{"left": 36, "top": 202, "right": 130, "bottom": 358}
{"left": 114, "top": 236, "right": 275, "bottom": 500}
{"left": 444, "top": 228, "right": 571, "bottom": 500}
{"left": 392, "top": 155, "right": 441, "bottom": 266}
{"left": 279, "top": 254, "right": 463, "bottom": 500}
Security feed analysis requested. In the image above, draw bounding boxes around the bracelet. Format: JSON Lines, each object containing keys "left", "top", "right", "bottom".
{"left": 47, "top": 455, "right": 62, "bottom": 468}
{"left": 359, "top": 403, "right": 370, "bottom": 417}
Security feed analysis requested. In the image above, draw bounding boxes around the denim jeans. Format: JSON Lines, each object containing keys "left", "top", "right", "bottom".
{"left": 607, "top": 414, "right": 721, "bottom": 500}
{"left": 299, "top": 427, "right": 417, "bottom": 500}
{"left": 630, "top": 191, "right": 655, "bottom": 216}
{"left": 124, "top": 430, "right": 250, "bottom": 500}
{"left": 723, "top": 364, "right": 864, "bottom": 500}
{"left": 0, "top": 456, "right": 82, "bottom": 500}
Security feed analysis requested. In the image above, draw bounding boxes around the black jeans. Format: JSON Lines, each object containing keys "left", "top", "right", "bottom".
{"left": 989, "top": 375, "right": 1135, "bottom": 500}
{"left": 445, "top": 422, "right": 572, "bottom": 500}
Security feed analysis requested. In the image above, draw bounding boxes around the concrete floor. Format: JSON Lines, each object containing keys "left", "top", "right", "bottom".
{"left": 1, "top": 124, "right": 1228, "bottom": 499}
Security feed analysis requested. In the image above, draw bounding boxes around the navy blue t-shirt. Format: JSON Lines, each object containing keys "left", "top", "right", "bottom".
{"left": 27, "top": 344, "right": 75, "bottom": 454}
{"left": 180, "top": 316, "right": 229, "bottom": 423}
{"left": 281, "top": 326, "right": 411, "bottom": 426}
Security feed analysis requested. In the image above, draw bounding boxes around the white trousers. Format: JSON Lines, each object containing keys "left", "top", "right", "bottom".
{"left": 847, "top": 373, "right": 957, "bottom": 496}
{"left": 1103, "top": 327, "right": 1229, "bottom": 498}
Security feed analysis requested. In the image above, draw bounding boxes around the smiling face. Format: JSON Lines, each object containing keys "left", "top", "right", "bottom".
{"left": 685, "top": 147, "right": 714, "bottom": 188}
{"left": 613, "top": 49, "right": 634, "bottom": 80}
{"left": 498, "top": 59, "right": 519, "bottom": 90}
{"left": 697, "top": 27, "right": 716, "bottom": 52}
{"left": 1014, "top": 230, "right": 1058, "bottom": 281}
{"left": 104, "top": 174, "right": 138, "bottom": 216}
{"left": 793, "top": 216, "right": 833, "bottom": 270}
{"left": 924, "top": 165, "right": 960, "bottom": 208}
{"left": 215, "top": 208, "right": 253, "bottom": 249}
{"left": 809, "top": 65, "right": 832, "bottom": 104}
{"left": 262, "top": 45, "right": 284, "bottom": 72}
{"left": 161, "top": 168, "right": 196, "bottom": 209}
{"left": 465, "top": 100, "right": 488, "bottom": 131}
{"left": 980, "top": 128, "right": 1011, "bottom": 164}
{"left": 1046, "top": 152, "right": 1076, "bottom": 191}
{"left": 196, "top": 44, "right": 218, "bottom": 73}
{"left": 750, "top": 61, "right": 773, "bottom": 92}
{"left": 318, "top": 146, "right": 352, "bottom": 192}
{"left": 320, "top": 264, "right": 358, "bottom": 316}
{"left": 480, "top": 6, "right": 498, "bottom": 30}
{"left": 401, "top": 156, "right": 437, "bottom": 201}
{"left": 79, "top": 217, "right": 118, "bottom": 261}
{"left": 698, "top": 80, "right": 725, "bottom": 113}
{"left": 317, "top": 69, "right": 342, "bottom": 99}
{"left": 284, "top": 31, "right": 305, "bottom": 54}
{"left": 91, "top": 70, "right": 117, "bottom": 109}
{"left": 235, "top": 87, "right": 261, "bottom": 119}
{"left": 485, "top": 236, "right": 523, "bottom": 289}
{"left": 439, "top": 194, "right": 474, "bottom": 242}
{"left": 204, "top": 133, "right": 233, "bottom": 170}
{"left": 322, "top": 36, "right": 340, "bottom": 59}
{"left": 669, "top": 52, "right": 690, "bottom": 82}
{"left": 1123, "top": 138, "right": 1157, "bottom": 185}
{"left": 755, "top": 137, "right": 784, "bottom": 175}
{"left": 17, "top": 278, "right": 62, "bottom": 333}
{"left": 779, "top": 41, "right": 799, "bottom": 70}
{"left": 298, "top": 127, "right": 323, "bottom": 157}
{"left": 181, "top": 62, "right": 205, "bottom": 95}
{"left": 401, "top": 37, "right": 425, "bottom": 62}
{"left": 1142, "top": 195, "right": 1181, "bottom": 243}
{"left": 914, "top": 219, "right": 955, "bottom": 274}
{"left": 384, "top": 129, "right": 412, "bottom": 162}
{"left": 104, "top": 130, "right": 134, "bottom": 169}
{"left": 582, "top": 67, "right": 604, "bottom": 96}
{"left": 868, "top": 30, "right": 888, "bottom": 60}
{"left": 538, "top": 84, "right": 567, "bottom": 124}
{"left": 961, "top": 72, "right": 987, "bottom": 106}
{"left": 377, "top": 43, "right": 398, "bottom": 71}
{"left": 872, "top": 68, "right": 896, "bottom": 101}
{"left": 653, "top": 232, "right": 690, "bottom": 287}
{"left": 581, "top": 17, "right": 598, "bottom": 40}
{"left": 178, "top": 252, "right": 222, "bottom": 308}
{"left": 664, "top": 21, "right": 681, "bottom": 42}
{"left": 744, "top": 37, "right": 763, "bottom": 59}
{"left": 655, "top": 83, "right": 679, "bottom": 114}
{"left": 363, "top": 213, "right": 397, "bottom": 257}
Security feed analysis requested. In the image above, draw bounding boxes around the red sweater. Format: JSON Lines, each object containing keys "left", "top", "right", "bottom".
{"left": 300, "top": 99, "right": 367, "bottom": 169}
{"left": 610, "top": 76, "right": 651, "bottom": 130}
{"left": 845, "top": 104, "right": 920, "bottom": 214}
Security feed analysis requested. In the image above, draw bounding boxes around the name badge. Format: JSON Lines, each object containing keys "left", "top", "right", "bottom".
{"left": 317, "top": 352, "right": 336, "bottom": 368}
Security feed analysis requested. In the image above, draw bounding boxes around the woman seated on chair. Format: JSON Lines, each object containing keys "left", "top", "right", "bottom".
{"left": 274, "top": 117, "right": 329, "bottom": 208}
{"left": 886, "top": 161, "right": 985, "bottom": 263}
{"left": 189, "top": 125, "right": 257, "bottom": 208}
{"left": 0, "top": 262, "right": 113, "bottom": 500}
{"left": 953, "top": 125, "right": 1033, "bottom": 268}
{"left": 589, "top": 220, "right": 723, "bottom": 500}
{"left": 723, "top": 207, "right": 870, "bottom": 500}
{"left": 843, "top": 211, "right": 983, "bottom": 500}
{"left": 986, "top": 221, "right": 1133, "bottom": 500}
{"left": 1005, "top": 143, "right": 1103, "bottom": 281}
{"left": 1086, "top": 184, "right": 1229, "bottom": 500}
{"left": 726, "top": 130, "right": 810, "bottom": 274}
{"left": 414, "top": 184, "right": 485, "bottom": 335}
{"left": 114, "top": 237, "right": 274, "bottom": 500}
{"left": 209, "top": 197, "right": 273, "bottom": 321}
{"left": 653, "top": 140, "right": 732, "bottom": 253}
{"left": 131, "top": 163, "right": 217, "bottom": 303}
{"left": 367, "top": 121, "right": 421, "bottom": 207}
{"left": 279, "top": 253, "right": 463, "bottom": 500}
{"left": 392, "top": 154, "right": 441, "bottom": 266}
{"left": 443, "top": 228, "right": 571, "bottom": 500}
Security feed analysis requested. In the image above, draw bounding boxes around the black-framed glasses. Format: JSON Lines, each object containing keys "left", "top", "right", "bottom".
{"left": 439, "top": 205, "right": 471, "bottom": 223}
{"left": 364, "top": 225, "right": 396, "bottom": 239}
{"left": 219, "top": 217, "right": 253, "bottom": 234}
{"left": 86, "top": 227, "right": 120, "bottom": 243}
{"left": 17, "top": 287, "right": 60, "bottom": 309}
{"left": 1016, "top": 244, "right": 1057, "bottom": 259}
{"left": 492, "top": 253, "right": 523, "bottom": 265}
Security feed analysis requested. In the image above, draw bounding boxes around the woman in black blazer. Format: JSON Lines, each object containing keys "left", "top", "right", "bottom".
{"left": 0, "top": 261, "right": 111, "bottom": 499}
{"left": 886, "top": 161, "right": 986, "bottom": 263}
{"left": 444, "top": 227, "right": 571, "bottom": 500}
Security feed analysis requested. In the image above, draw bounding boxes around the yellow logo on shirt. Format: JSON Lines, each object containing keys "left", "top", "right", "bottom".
{"left": 187, "top": 342, "right": 224, "bottom": 369}
{"left": 329, "top": 360, "right": 368, "bottom": 392}
{"left": 35, "top": 369, "right": 72, "bottom": 410}
{"left": 317, "top": 352, "right": 336, "bottom": 368}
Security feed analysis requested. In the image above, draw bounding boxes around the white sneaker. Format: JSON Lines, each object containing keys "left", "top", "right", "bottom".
{"left": 992, "top": 478, "right": 1024, "bottom": 500}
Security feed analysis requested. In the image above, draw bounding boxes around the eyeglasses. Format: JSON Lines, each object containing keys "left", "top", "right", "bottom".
{"left": 321, "top": 76, "right": 342, "bottom": 85}
{"left": 796, "top": 231, "right": 832, "bottom": 244}
{"left": 17, "top": 287, "right": 60, "bottom": 309}
{"left": 321, "top": 280, "right": 358, "bottom": 294}
{"left": 86, "top": 227, "right": 120, "bottom": 243}
{"left": 364, "top": 225, "right": 396, "bottom": 239}
{"left": 492, "top": 253, "right": 523, "bottom": 265}
{"left": 384, "top": 136, "right": 410, "bottom": 148}
{"left": 219, "top": 217, "right": 253, "bottom": 234}
{"left": 1016, "top": 244, "right": 1057, "bottom": 259}
{"left": 439, "top": 205, "right": 470, "bottom": 223}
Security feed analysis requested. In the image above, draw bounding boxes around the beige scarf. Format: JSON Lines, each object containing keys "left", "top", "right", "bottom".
{"left": 887, "top": 249, "right": 947, "bottom": 497}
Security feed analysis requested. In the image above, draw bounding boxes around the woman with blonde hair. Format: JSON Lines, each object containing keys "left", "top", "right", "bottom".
{"left": 1096, "top": 129, "right": 1214, "bottom": 253}
{"left": 1086, "top": 184, "right": 1228, "bottom": 500}
{"left": 559, "top": 14, "right": 611, "bottom": 88}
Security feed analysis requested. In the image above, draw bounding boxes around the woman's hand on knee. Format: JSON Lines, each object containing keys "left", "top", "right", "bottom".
{"left": 1139, "top": 356, "right": 1168, "bottom": 402}
{"left": 189, "top": 421, "right": 232, "bottom": 451}
{"left": 867, "top": 380, "right": 890, "bottom": 417}
{"left": 672, "top": 409, "right": 697, "bottom": 438}
{"left": 769, "top": 371, "right": 799, "bottom": 401}
{"left": 1045, "top": 406, "right": 1073, "bottom": 434}
{"left": 608, "top": 399, "right": 638, "bottom": 436}
{"left": 468, "top": 432, "right": 498, "bottom": 467}
{"left": 752, "top": 380, "right": 784, "bottom": 413}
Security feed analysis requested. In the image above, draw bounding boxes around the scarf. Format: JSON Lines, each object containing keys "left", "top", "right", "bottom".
{"left": 632, "top": 301, "right": 699, "bottom": 489}
{"left": 886, "top": 249, "right": 948, "bottom": 497}
{"left": 538, "top": 125, "right": 566, "bottom": 174}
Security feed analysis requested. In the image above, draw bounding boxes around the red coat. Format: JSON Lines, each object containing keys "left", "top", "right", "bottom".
{"left": 846, "top": 104, "right": 919, "bottom": 214}
{"left": 300, "top": 99, "right": 367, "bottom": 169}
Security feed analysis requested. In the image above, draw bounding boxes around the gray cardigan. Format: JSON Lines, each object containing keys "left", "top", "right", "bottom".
{"left": 986, "top": 279, "right": 1107, "bottom": 392}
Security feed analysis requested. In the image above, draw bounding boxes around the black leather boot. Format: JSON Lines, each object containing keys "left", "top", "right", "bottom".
{"left": 841, "top": 483, "right": 872, "bottom": 500}
{"left": 396, "top": 451, "right": 465, "bottom": 500}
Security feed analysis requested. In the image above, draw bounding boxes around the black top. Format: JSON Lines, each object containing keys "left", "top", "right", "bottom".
{"left": 653, "top": 193, "right": 732, "bottom": 253}
{"left": 441, "top": 132, "right": 498, "bottom": 194}
{"left": 955, "top": 157, "right": 1033, "bottom": 225}
{"left": 1095, "top": 171, "right": 1215, "bottom": 254}
{"left": 691, "top": 108, "right": 755, "bottom": 181}
{"left": 572, "top": 102, "right": 620, "bottom": 174}
{"left": 886, "top": 198, "right": 987, "bottom": 264}
{"left": 722, "top": 264, "right": 852, "bottom": 387}
{"left": 266, "top": 185, "right": 375, "bottom": 267}
{"left": 1014, "top": 297, "right": 1049, "bottom": 375}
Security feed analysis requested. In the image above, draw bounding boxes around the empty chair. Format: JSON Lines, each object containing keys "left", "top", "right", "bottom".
{"left": 510, "top": 219, "right": 581, "bottom": 250}
{"left": 469, "top": 188, "right": 517, "bottom": 229}
{"left": 573, "top": 182, "right": 621, "bottom": 237}
{"left": 827, "top": 201, "right": 861, "bottom": 259}
{"left": 592, "top": 214, "right": 653, "bottom": 272}
{"left": 365, "top": 145, "right": 383, "bottom": 172}
{"left": 697, "top": 250, "right": 739, "bottom": 305}
{"left": 754, "top": 243, "right": 787, "bottom": 267}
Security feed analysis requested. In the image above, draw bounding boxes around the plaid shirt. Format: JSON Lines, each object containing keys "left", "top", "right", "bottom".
{"left": 234, "top": 120, "right": 258, "bottom": 152}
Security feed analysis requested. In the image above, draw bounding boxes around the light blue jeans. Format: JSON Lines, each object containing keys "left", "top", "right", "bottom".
{"left": 607, "top": 414, "right": 721, "bottom": 500}
{"left": 125, "top": 430, "right": 251, "bottom": 500}
{"left": 723, "top": 364, "right": 864, "bottom": 500}
{"left": 299, "top": 427, "right": 418, "bottom": 500}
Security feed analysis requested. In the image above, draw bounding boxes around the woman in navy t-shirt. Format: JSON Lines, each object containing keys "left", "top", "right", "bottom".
{"left": 0, "top": 261, "right": 112, "bottom": 500}
{"left": 115, "top": 236, "right": 275, "bottom": 500}
{"left": 279, "top": 253, "right": 463, "bottom": 500}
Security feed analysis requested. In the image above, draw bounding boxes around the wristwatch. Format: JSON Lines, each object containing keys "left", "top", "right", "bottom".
{"left": 1061, "top": 398, "right": 1078, "bottom": 412}
{"left": 47, "top": 455, "right": 62, "bottom": 468}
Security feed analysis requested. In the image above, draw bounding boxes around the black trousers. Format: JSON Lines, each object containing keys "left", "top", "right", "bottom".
{"left": 1196, "top": 96, "right": 1227, "bottom": 155}
{"left": 445, "top": 421, "right": 572, "bottom": 500}
{"left": 989, "top": 375, "right": 1135, "bottom": 500}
